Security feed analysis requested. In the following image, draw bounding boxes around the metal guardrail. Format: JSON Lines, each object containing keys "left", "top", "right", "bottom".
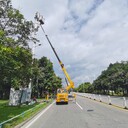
{"left": 0, "top": 102, "right": 45, "bottom": 128}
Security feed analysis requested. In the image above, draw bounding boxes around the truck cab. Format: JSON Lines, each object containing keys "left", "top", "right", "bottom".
{"left": 56, "top": 88, "right": 68, "bottom": 104}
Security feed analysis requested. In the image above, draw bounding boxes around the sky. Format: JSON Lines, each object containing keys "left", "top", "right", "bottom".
{"left": 12, "top": 0, "right": 128, "bottom": 87}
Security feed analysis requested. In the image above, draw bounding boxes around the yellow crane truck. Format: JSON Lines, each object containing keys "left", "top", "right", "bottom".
{"left": 35, "top": 13, "right": 75, "bottom": 104}
{"left": 44, "top": 34, "right": 75, "bottom": 105}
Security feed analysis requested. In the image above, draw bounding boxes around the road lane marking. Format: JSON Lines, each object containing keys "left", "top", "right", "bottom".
{"left": 76, "top": 102, "right": 83, "bottom": 110}
{"left": 22, "top": 101, "right": 55, "bottom": 128}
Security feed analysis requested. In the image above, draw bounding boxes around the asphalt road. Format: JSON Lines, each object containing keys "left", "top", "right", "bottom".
{"left": 21, "top": 96, "right": 128, "bottom": 128}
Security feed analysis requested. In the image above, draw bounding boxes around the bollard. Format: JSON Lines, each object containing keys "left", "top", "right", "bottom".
{"left": 93, "top": 94, "right": 96, "bottom": 100}
{"left": 73, "top": 93, "right": 76, "bottom": 103}
{"left": 108, "top": 96, "right": 111, "bottom": 105}
{"left": 123, "top": 97, "right": 127, "bottom": 109}
{"left": 99, "top": 95, "right": 102, "bottom": 102}
{"left": 90, "top": 94, "right": 93, "bottom": 99}
{"left": 90, "top": 94, "right": 92, "bottom": 99}
{"left": 45, "top": 94, "right": 49, "bottom": 103}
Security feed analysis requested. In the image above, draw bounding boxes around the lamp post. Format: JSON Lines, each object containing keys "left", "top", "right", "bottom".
{"left": 28, "top": 43, "right": 41, "bottom": 89}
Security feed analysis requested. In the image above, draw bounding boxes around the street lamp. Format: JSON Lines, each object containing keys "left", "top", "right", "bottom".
{"left": 28, "top": 43, "right": 41, "bottom": 89}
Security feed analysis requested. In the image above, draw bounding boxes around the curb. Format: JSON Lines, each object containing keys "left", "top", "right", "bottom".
{"left": 15, "top": 100, "right": 53, "bottom": 128}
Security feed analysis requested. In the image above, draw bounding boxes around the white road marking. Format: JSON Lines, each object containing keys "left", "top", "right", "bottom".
{"left": 76, "top": 102, "right": 83, "bottom": 110}
{"left": 22, "top": 101, "right": 55, "bottom": 128}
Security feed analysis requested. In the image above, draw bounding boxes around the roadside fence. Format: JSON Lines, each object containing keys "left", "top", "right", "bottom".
{"left": 0, "top": 102, "right": 45, "bottom": 128}
{"left": 76, "top": 93, "right": 128, "bottom": 109}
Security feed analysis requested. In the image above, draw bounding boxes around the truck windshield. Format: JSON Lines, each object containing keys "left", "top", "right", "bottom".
{"left": 57, "top": 89, "right": 67, "bottom": 93}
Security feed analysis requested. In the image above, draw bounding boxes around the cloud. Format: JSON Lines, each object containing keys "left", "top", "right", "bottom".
{"left": 12, "top": 0, "right": 128, "bottom": 86}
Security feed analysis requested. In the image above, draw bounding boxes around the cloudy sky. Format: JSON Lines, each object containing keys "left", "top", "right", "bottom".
{"left": 12, "top": 0, "right": 128, "bottom": 86}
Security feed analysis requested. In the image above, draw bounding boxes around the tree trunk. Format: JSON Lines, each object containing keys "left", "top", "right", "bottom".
{"left": 0, "top": 90, "right": 3, "bottom": 99}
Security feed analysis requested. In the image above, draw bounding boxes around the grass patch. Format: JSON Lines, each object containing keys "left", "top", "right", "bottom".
{"left": 0, "top": 99, "right": 53, "bottom": 128}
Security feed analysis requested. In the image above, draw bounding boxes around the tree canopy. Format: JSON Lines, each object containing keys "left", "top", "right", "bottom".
{"left": 32, "top": 57, "right": 62, "bottom": 98}
{"left": 0, "top": 0, "right": 38, "bottom": 47}
{"left": 75, "top": 82, "right": 93, "bottom": 93}
{"left": 76, "top": 61, "right": 128, "bottom": 96}
{"left": 93, "top": 61, "right": 128, "bottom": 95}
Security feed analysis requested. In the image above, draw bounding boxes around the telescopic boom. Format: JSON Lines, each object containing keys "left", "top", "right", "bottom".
{"left": 36, "top": 14, "right": 74, "bottom": 90}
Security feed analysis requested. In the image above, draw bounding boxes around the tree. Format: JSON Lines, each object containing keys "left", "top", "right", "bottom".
{"left": 32, "top": 57, "right": 62, "bottom": 98}
{"left": 0, "top": 0, "right": 39, "bottom": 47}
{"left": 77, "top": 82, "right": 93, "bottom": 93}
{"left": 93, "top": 61, "right": 128, "bottom": 96}
{"left": 0, "top": 44, "right": 32, "bottom": 99}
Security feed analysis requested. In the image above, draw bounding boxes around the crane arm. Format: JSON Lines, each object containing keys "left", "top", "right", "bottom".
{"left": 41, "top": 26, "right": 74, "bottom": 90}
{"left": 60, "top": 62, "right": 74, "bottom": 90}
{"left": 35, "top": 16, "right": 75, "bottom": 90}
